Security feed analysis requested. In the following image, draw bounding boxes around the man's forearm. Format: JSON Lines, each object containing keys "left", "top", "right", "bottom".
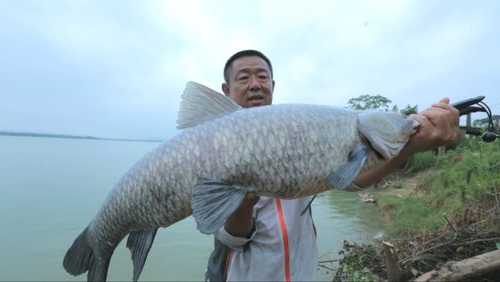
{"left": 224, "top": 203, "right": 254, "bottom": 238}
{"left": 224, "top": 194, "right": 258, "bottom": 238}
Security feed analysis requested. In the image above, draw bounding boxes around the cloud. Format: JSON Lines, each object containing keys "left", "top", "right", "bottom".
{"left": 0, "top": 0, "right": 499, "bottom": 138}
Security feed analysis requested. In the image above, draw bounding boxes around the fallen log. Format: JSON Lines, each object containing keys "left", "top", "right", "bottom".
{"left": 414, "top": 249, "right": 500, "bottom": 282}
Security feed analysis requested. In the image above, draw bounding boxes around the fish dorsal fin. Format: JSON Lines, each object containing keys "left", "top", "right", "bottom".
{"left": 176, "top": 81, "right": 242, "bottom": 129}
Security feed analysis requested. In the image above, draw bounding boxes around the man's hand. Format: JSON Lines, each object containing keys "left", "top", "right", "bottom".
{"left": 401, "top": 98, "right": 460, "bottom": 159}
{"left": 224, "top": 192, "right": 259, "bottom": 238}
{"left": 354, "top": 98, "right": 460, "bottom": 188}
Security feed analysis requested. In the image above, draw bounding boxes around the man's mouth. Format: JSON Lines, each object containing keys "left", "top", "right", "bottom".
{"left": 248, "top": 94, "right": 265, "bottom": 103}
{"left": 247, "top": 96, "right": 265, "bottom": 106}
{"left": 248, "top": 96, "right": 264, "bottom": 101}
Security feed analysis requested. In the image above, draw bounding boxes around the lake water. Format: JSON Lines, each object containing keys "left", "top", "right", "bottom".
{"left": 0, "top": 136, "right": 385, "bottom": 281}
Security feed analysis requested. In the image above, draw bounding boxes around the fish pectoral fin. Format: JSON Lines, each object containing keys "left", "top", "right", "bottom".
{"left": 328, "top": 144, "right": 369, "bottom": 190}
{"left": 192, "top": 180, "right": 247, "bottom": 234}
{"left": 126, "top": 229, "right": 158, "bottom": 282}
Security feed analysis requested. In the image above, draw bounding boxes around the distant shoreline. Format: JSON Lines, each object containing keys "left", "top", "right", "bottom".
{"left": 0, "top": 131, "right": 162, "bottom": 143}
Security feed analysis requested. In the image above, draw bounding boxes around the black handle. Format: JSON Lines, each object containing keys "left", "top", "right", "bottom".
{"left": 451, "top": 96, "right": 496, "bottom": 142}
{"left": 452, "top": 96, "right": 485, "bottom": 114}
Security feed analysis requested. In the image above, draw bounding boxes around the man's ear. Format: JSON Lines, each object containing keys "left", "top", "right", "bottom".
{"left": 272, "top": 80, "right": 275, "bottom": 91}
{"left": 222, "top": 83, "right": 230, "bottom": 96}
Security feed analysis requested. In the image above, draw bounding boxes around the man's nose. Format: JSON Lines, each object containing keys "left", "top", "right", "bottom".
{"left": 248, "top": 76, "right": 261, "bottom": 91}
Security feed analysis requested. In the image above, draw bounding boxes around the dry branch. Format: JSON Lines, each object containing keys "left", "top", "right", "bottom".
{"left": 414, "top": 249, "right": 500, "bottom": 282}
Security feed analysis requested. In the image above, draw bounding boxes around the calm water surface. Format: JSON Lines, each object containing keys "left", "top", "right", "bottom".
{"left": 0, "top": 136, "right": 384, "bottom": 281}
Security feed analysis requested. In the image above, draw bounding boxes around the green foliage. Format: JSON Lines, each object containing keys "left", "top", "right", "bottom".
{"left": 405, "top": 152, "right": 436, "bottom": 173}
{"left": 345, "top": 95, "right": 419, "bottom": 117}
{"left": 400, "top": 104, "right": 418, "bottom": 116}
{"left": 379, "top": 138, "right": 500, "bottom": 236}
{"left": 347, "top": 94, "right": 393, "bottom": 111}
{"left": 378, "top": 196, "right": 443, "bottom": 236}
{"left": 338, "top": 245, "right": 380, "bottom": 282}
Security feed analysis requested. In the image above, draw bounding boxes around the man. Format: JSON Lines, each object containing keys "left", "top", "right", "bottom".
{"left": 205, "top": 50, "right": 459, "bottom": 281}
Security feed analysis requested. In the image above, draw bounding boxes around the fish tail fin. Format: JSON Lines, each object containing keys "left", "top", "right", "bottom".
{"left": 126, "top": 229, "right": 158, "bottom": 281}
{"left": 63, "top": 227, "right": 94, "bottom": 276}
{"left": 87, "top": 256, "right": 111, "bottom": 282}
{"left": 63, "top": 226, "right": 112, "bottom": 282}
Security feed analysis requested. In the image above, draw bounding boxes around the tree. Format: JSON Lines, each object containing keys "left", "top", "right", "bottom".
{"left": 347, "top": 95, "right": 393, "bottom": 111}
{"left": 400, "top": 104, "right": 418, "bottom": 116}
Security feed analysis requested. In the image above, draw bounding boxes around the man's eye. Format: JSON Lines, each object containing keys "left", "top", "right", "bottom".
{"left": 258, "top": 74, "right": 268, "bottom": 80}
{"left": 238, "top": 76, "right": 249, "bottom": 81}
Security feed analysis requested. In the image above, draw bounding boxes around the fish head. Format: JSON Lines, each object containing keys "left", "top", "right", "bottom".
{"left": 358, "top": 111, "right": 419, "bottom": 159}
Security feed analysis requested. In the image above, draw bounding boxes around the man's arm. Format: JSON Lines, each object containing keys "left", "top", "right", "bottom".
{"left": 354, "top": 98, "right": 460, "bottom": 188}
{"left": 224, "top": 193, "right": 258, "bottom": 237}
{"left": 212, "top": 193, "right": 258, "bottom": 251}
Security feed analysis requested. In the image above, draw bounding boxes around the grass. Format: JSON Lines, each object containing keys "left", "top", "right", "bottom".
{"left": 333, "top": 243, "right": 383, "bottom": 282}
{"left": 377, "top": 137, "right": 500, "bottom": 237}
{"left": 405, "top": 151, "right": 437, "bottom": 174}
{"left": 378, "top": 196, "right": 443, "bottom": 236}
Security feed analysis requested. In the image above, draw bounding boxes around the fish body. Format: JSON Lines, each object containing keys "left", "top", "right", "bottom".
{"left": 63, "top": 82, "right": 417, "bottom": 281}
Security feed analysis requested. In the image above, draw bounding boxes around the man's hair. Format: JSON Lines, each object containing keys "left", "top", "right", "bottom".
{"left": 223, "top": 49, "right": 273, "bottom": 83}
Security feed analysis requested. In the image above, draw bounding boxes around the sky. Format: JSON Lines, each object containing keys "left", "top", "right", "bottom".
{"left": 1, "top": 0, "right": 499, "bottom": 140}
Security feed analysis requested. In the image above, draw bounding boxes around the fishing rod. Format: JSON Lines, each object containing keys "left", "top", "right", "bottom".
{"left": 452, "top": 96, "right": 498, "bottom": 142}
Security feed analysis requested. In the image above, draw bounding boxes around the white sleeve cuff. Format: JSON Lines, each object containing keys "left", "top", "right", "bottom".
{"left": 215, "top": 226, "right": 256, "bottom": 251}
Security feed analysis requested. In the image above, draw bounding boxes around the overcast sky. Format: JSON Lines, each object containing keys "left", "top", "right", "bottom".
{"left": 1, "top": 0, "right": 499, "bottom": 139}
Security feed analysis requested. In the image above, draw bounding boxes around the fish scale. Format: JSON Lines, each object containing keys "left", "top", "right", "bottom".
{"left": 63, "top": 82, "right": 416, "bottom": 281}
{"left": 90, "top": 105, "right": 350, "bottom": 242}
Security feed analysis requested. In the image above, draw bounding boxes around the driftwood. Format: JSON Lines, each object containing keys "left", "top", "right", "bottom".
{"left": 414, "top": 249, "right": 500, "bottom": 282}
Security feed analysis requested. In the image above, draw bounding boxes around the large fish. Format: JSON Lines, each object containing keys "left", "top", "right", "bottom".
{"left": 63, "top": 82, "right": 418, "bottom": 281}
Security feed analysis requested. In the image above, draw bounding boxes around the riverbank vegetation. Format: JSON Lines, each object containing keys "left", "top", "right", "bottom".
{"left": 334, "top": 137, "right": 500, "bottom": 281}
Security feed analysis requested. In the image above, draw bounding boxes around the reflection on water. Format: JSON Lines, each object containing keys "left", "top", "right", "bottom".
{"left": 0, "top": 136, "right": 384, "bottom": 281}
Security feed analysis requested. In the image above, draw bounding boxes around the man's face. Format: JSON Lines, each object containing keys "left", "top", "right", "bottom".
{"left": 222, "top": 56, "right": 274, "bottom": 108}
